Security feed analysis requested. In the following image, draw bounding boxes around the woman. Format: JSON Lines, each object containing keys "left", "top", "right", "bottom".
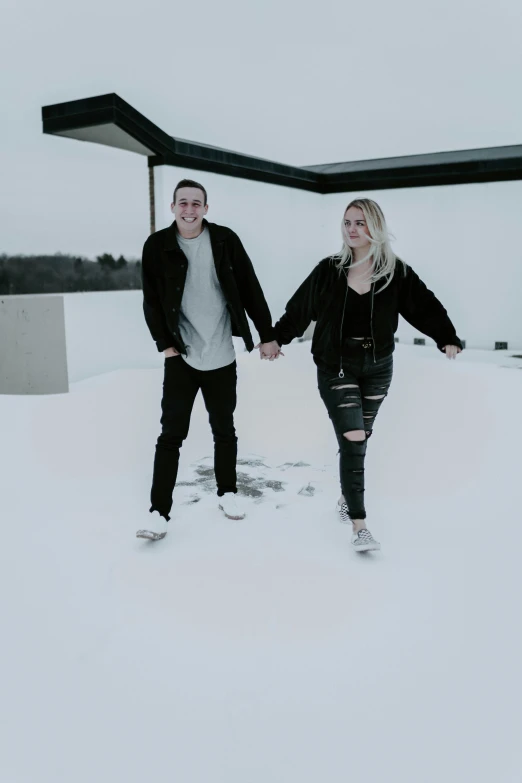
{"left": 270, "top": 199, "right": 463, "bottom": 552}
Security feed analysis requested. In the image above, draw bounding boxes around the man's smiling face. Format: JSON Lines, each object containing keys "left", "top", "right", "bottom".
{"left": 171, "top": 187, "right": 208, "bottom": 238}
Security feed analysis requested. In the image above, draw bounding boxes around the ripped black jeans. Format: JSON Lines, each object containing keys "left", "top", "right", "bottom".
{"left": 317, "top": 343, "right": 393, "bottom": 521}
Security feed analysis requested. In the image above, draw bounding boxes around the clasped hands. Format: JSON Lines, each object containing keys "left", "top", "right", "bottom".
{"left": 256, "top": 340, "right": 283, "bottom": 361}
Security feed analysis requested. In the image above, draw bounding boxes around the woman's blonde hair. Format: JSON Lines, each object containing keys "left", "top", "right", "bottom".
{"left": 331, "top": 198, "right": 405, "bottom": 290}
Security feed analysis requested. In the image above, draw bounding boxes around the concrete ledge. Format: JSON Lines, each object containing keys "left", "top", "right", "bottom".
{"left": 0, "top": 295, "right": 69, "bottom": 395}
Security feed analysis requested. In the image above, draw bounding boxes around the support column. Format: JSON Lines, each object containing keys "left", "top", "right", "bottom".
{"left": 150, "top": 164, "right": 169, "bottom": 231}
{"left": 148, "top": 159, "right": 155, "bottom": 235}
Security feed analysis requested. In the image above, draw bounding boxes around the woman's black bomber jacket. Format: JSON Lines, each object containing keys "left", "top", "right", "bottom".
{"left": 273, "top": 257, "right": 463, "bottom": 368}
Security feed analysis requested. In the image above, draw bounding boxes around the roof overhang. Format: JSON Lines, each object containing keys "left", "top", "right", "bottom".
{"left": 42, "top": 93, "right": 522, "bottom": 193}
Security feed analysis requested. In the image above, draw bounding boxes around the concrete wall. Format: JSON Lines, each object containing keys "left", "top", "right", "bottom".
{"left": 0, "top": 295, "right": 68, "bottom": 394}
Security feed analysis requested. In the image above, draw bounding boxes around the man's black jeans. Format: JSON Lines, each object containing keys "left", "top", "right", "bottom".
{"left": 317, "top": 343, "right": 393, "bottom": 521}
{"left": 150, "top": 357, "right": 238, "bottom": 520}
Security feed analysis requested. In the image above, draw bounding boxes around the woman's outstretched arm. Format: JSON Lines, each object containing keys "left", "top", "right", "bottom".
{"left": 398, "top": 264, "right": 463, "bottom": 353}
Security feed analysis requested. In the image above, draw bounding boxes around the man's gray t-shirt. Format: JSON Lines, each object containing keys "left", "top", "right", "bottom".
{"left": 176, "top": 228, "right": 236, "bottom": 371}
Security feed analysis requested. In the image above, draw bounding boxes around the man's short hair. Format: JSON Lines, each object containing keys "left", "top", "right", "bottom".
{"left": 173, "top": 179, "right": 208, "bottom": 206}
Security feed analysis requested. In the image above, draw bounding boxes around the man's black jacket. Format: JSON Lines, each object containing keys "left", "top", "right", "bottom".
{"left": 274, "top": 257, "right": 463, "bottom": 368}
{"left": 142, "top": 220, "right": 275, "bottom": 354}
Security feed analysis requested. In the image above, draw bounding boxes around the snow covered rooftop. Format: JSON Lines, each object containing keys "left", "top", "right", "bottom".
{"left": 2, "top": 340, "right": 522, "bottom": 781}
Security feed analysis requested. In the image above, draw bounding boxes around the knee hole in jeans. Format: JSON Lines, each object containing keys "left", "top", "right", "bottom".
{"left": 342, "top": 430, "right": 366, "bottom": 442}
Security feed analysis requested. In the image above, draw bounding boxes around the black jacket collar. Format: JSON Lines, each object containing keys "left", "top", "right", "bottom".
{"left": 163, "top": 219, "right": 229, "bottom": 250}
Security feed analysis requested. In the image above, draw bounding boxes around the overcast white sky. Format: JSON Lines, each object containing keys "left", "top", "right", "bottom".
{"left": 1, "top": 0, "right": 522, "bottom": 256}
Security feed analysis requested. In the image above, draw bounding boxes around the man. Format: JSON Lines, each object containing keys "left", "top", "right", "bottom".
{"left": 137, "top": 179, "right": 280, "bottom": 540}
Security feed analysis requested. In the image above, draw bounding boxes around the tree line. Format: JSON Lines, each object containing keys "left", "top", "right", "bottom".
{"left": 0, "top": 253, "right": 142, "bottom": 295}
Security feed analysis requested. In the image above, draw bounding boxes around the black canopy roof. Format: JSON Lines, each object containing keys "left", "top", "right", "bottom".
{"left": 42, "top": 93, "right": 522, "bottom": 193}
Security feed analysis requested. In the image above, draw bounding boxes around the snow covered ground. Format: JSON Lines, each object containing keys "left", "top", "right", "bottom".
{"left": 2, "top": 341, "right": 522, "bottom": 782}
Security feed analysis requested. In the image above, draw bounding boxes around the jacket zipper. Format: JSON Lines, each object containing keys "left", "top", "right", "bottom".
{"left": 339, "top": 271, "right": 376, "bottom": 375}
{"left": 338, "top": 271, "right": 349, "bottom": 378}
{"left": 370, "top": 283, "right": 376, "bottom": 363}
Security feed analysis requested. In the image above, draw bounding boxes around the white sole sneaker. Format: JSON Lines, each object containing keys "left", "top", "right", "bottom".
{"left": 352, "top": 529, "right": 381, "bottom": 552}
{"left": 352, "top": 540, "right": 380, "bottom": 553}
{"left": 136, "top": 529, "right": 167, "bottom": 541}
{"left": 218, "top": 504, "right": 246, "bottom": 521}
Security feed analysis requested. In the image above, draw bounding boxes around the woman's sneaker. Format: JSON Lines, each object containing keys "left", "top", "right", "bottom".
{"left": 351, "top": 528, "right": 380, "bottom": 552}
{"left": 136, "top": 512, "right": 168, "bottom": 541}
{"left": 336, "top": 497, "right": 350, "bottom": 524}
{"left": 219, "top": 493, "right": 246, "bottom": 520}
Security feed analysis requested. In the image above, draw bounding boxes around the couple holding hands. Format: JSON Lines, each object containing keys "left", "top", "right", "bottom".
{"left": 138, "top": 179, "right": 462, "bottom": 552}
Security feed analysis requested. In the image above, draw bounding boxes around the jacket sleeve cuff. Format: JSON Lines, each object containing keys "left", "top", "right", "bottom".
{"left": 437, "top": 335, "right": 464, "bottom": 352}
{"left": 258, "top": 326, "right": 277, "bottom": 344}
{"left": 155, "top": 338, "right": 173, "bottom": 352}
